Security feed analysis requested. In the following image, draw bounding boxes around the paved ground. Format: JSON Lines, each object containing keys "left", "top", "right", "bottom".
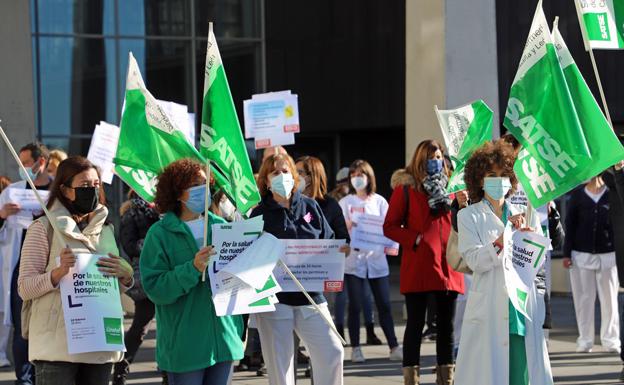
{"left": 0, "top": 295, "right": 621, "bottom": 384}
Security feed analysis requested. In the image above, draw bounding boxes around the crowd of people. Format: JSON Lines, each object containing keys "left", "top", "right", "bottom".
{"left": 0, "top": 137, "right": 622, "bottom": 385}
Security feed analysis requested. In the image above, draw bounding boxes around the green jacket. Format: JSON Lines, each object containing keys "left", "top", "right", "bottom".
{"left": 140, "top": 211, "right": 244, "bottom": 372}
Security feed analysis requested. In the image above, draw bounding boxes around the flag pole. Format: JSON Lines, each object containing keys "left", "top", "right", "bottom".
{"left": 278, "top": 259, "right": 347, "bottom": 346}
{"left": 202, "top": 160, "right": 211, "bottom": 282}
{"left": 0, "top": 123, "right": 66, "bottom": 247}
{"left": 567, "top": 11, "right": 614, "bottom": 130}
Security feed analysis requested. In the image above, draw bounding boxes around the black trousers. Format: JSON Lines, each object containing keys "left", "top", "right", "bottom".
{"left": 124, "top": 298, "right": 155, "bottom": 362}
{"left": 403, "top": 291, "right": 457, "bottom": 367}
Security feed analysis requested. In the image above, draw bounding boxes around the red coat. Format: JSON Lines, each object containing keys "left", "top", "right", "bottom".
{"left": 383, "top": 170, "right": 465, "bottom": 295}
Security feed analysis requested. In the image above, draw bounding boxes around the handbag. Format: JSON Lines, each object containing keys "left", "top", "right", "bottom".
{"left": 21, "top": 217, "right": 53, "bottom": 340}
{"left": 445, "top": 227, "right": 472, "bottom": 274}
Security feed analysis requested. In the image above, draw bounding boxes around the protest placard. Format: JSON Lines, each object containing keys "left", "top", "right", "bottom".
{"left": 59, "top": 254, "right": 125, "bottom": 354}
{"left": 502, "top": 224, "right": 550, "bottom": 319}
{"left": 86, "top": 121, "right": 120, "bottom": 184}
{"left": 349, "top": 213, "right": 399, "bottom": 256}
{"left": 5, "top": 188, "right": 49, "bottom": 229}
{"left": 275, "top": 239, "right": 346, "bottom": 292}
{"left": 243, "top": 90, "right": 299, "bottom": 149}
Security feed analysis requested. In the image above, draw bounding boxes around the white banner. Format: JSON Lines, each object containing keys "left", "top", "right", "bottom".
{"left": 86, "top": 122, "right": 120, "bottom": 184}
{"left": 275, "top": 239, "right": 346, "bottom": 292}
{"left": 59, "top": 254, "right": 125, "bottom": 354}
{"left": 349, "top": 213, "right": 399, "bottom": 256}
{"left": 5, "top": 188, "right": 49, "bottom": 229}
{"left": 502, "top": 224, "right": 550, "bottom": 319}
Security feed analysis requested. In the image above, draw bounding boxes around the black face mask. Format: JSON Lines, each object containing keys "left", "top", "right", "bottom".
{"left": 70, "top": 187, "right": 99, "bottom": 215}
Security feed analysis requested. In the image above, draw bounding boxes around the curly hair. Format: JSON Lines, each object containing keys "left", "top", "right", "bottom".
{"left": 154, "top": 159, "right": 204, "bottom": 215}
{"left": 464, "top": 140, "right": 518, "bottom": 202}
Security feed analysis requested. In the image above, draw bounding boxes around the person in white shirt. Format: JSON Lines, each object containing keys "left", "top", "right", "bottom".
{"left": 338, "top": 159, "right": 402, "bottom": 363}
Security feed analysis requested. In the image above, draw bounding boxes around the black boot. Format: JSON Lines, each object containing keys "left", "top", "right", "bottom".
{"left": 112, "top": 359, "right": 130, "bottom": 385}
{"left": 366, "top": 323, "right": 382, "bottom": 345}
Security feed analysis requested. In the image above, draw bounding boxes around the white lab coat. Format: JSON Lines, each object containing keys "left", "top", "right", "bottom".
{"left": 0, "top": 181, "right": 28, "bottom": 326}
{"left": 455, "top": 200, "right": 553, "bottom": 385}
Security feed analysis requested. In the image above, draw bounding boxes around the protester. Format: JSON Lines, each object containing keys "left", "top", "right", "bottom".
{"left": 383, "top": 140, "right": 464, "bottom": 385}
{"left": 0, "top": 142, "right": 52, "bottom": 384}
{"left": 17, "top": 156, "right": 133, "bottom": 384}
{"left": 339, "top": 159, "right": 401, "bottom": 363}
{"left": 328, "top": 167, "right": 350, "bottom": 202}
{"left": 47, "top": 149, "right": 68, "bottom": 178}
{"left": 454, "top": 140, "right": 552, "bottom": 385}
{"left": 112, "top": 190, "right": 162, "bottom": 385}
{"left": 261, "top": 146, "right": 288, "bottom": 163}
{"left": 250, "top": 153, "right": 345, "bottom": 385}
{"left": 0, "top": 176, "right": 10, "bottom": 194}
{"left": 296, "top": 157, "right": 381, "bottom": 344}
{"left": 140, "top": 159, "right": 244, "bottom": 385}
{"left": 563, "top": 174, "right": 620, "bottom": 354}
{"left": 210, "top": 190, "right": 239, "bottom": 222}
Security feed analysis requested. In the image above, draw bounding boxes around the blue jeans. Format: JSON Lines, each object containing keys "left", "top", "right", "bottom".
{"left": 333, "top": 278, "right": 375, "bottom": 327}
{"left": 167, "top": 361, "right": 232, "bottom": 385}
{"left": 345, "top": 274, "right": 398, "bottom": 348}
{"left": 11, "top": 263, "right": 34, "bottom": 385}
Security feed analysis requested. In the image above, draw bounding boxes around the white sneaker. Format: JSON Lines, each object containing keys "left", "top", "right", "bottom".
{"left": 389, "top": 345, "right": 403, "bottom": 361}
{"left": 351, "top": 346, "right": 365, "bottom": 363}
{"left": 0, "top": 357, "right": 10, "bottom": 367}
{"left": 605, "top": 346, "right": 621, "bottom": 354}
{"left": 576, "top": 345, "right": 593, "bottom": 353}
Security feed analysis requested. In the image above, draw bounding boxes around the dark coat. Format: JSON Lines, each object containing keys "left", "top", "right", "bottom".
{"left": 603, "top": 169, "right": 624, "bottom": 287}
{"left": 563, "top": 186, "right": 614, "bottom": 257}
{"left": 317, "top": 195, "right": 350, "bottom": 243}
{"left": 250, "top": 191, "right": 334, "bottom": 306}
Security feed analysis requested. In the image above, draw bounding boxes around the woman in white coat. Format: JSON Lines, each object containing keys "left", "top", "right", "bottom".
{"left": 455, "top": 140, "right": 553, "bottom": 385}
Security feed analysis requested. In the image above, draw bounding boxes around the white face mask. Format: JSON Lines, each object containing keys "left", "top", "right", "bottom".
{"left": 219, "top": 197, "right": 236, "bottom": 221}
{"left": 270, "top": 172, "right": 295, "bottom": 199}
{"left": 351, "top": 175, "right": 368, "bottom": 191}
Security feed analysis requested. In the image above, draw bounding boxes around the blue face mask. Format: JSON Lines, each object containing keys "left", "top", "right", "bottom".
{"left": 19, "top": 164, "right": 39, "bottom": 182}
{"left": 183, "top": 185, "right": 210, "bottom": 214}
{"left": 426, "top": 159, "right": 444, "bottom": 176}
{"left": 483, "top": 177, "right": 512, "bottom": 200}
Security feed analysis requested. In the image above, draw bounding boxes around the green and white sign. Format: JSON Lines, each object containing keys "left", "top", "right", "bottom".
{"left": 59, "top": 254, "right": 125, "bottom": 354}
{"left": 502, "top": 224, "right": 550, "bottom": 319}
{"left": 200, "top": 23, "right": 261, "bottom": 214}
{"left": 434, "top": 100, "right": 493, "bottom": 193}
{"left": 503, "top": 1, "right": 621, "bottom": 207}
{"left": 575, "top": 0, "right": 624, "bottom": 50}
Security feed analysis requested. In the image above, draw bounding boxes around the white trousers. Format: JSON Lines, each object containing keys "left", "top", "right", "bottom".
{"left": 255, "top": 303, "right": 344, "bottom": 385}
{"left": 569, "top": 266, "right": 620, "bottom": 350}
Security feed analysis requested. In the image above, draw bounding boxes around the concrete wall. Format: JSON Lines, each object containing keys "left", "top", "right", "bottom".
{"left": 405, "top": 0, "right": 500, "bottom": 165}
{"left": 0, "top": 1, "right": 36, "bottom": 181}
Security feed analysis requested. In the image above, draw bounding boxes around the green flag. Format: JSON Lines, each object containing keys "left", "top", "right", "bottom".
{"left": 575, "top": 0, "right": 624, "bottom": 50}
{"left": 114, "top": 52, "right": 229, "bottom": 202}
{"left": 504, "top": 2, "right": 594, "bottom": 207}
{"left": 551, "top": 22, "right": 624, "bottom": 180}
{"left": 435, "top": 100, "right": 493, "bottom": 193}
{"left": 200, "top": 23, "right": 260, "bottom": 214}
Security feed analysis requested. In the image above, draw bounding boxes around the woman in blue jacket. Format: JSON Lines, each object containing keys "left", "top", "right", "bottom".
{"left": 251, "top": 153, "right": 346, "bottom": 385}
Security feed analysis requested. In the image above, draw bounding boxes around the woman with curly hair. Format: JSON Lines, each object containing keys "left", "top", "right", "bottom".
{"left": 454, "top": 140, "right": 552, "bottom": 385}
{"left": 139, "top": 159, "right": 243, "bottom": 385}
{"left": 383, "top": 140, "right": 464, "bottom": 385}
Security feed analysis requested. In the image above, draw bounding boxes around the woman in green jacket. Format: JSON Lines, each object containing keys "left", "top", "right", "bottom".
{"left": 140, "top": 159, "right": 244, "bottom": 385}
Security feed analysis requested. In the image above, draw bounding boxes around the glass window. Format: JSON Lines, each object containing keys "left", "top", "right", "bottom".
{"left": 118, "top": 39, "right": 194, "bottom": 109}
{"left": 35, "top": 0, "right": 115, "bottom": 35}
{"left": 196, "top": 0, "right": 261, "bottom": 39}
{"left": 119, "top": 0, "right": 191, "bottom": 36}
{"left": 38, "top": 37, "right": 116, "bottom": 137}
